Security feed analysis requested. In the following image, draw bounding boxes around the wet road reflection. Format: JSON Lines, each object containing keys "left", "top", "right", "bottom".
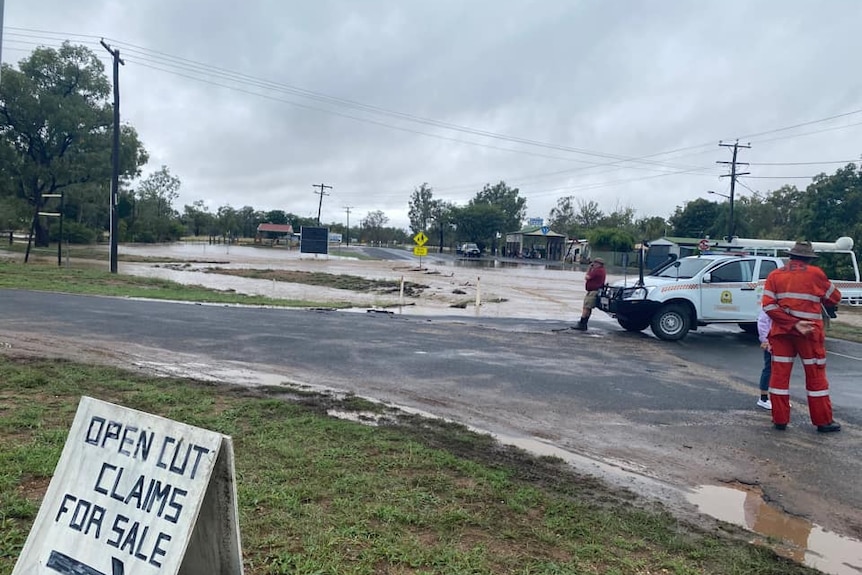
{"left": 688, "top": 483, "right": 862, "bottom": 574}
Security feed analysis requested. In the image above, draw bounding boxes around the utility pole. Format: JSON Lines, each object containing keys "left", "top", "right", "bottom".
{"left": 717, "top": 140, "right": 750, "bottom": 241}
{"left": 101, "top": 39, "right": 124, "bottom": 274}
{"left": 0, "top": 0, "right": 5, "bottom": 86}
{"left": 343, "top": 205, "right": 353, "bottom": 246}
{"left": 312, "top": 183, "right": 332, "bottom": 225}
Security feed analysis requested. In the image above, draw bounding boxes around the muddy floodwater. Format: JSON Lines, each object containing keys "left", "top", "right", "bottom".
{"left": 119, "top": 243, "right": 602, "bottom": 322}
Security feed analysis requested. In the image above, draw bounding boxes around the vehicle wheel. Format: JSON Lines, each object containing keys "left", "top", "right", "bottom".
{"left": 617, "top": 315, "right": 649, "bottom": 332}
{"left": 650, "top": 304, "right": 691, "bottom": 341}
{"left": 738, "top": 322, "right": 758, "bottom": 335}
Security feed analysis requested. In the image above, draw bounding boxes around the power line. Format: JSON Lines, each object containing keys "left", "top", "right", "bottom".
{"left": 5, "top": 27, "right": 861, "bottom": 205}
{"left": 0, "top": 27, "right": 728, "bottom": 174}
{"left": 748, "top": 160, "right": 859, "bottom": 166}
{"left": 744, "top": 175, "right": 818, "bottom": 179}
{"left": 7, "top": 29, "right": 862, "bottom": 199}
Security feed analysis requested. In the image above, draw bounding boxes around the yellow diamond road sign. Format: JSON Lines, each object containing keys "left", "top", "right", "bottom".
{"left": 413, "top": 231, "right": 428, "bottom": 246}
{"left": 413, "top": 246, "right": 428, "bottom": 257}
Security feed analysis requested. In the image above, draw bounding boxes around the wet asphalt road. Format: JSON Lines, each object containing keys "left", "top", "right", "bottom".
{"left": 2, "top": 288, "right": 861, "bottom": 538}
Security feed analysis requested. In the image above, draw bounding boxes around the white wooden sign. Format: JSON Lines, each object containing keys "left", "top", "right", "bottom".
{"left": 13, "top": 396, "right": 243, "bottom": 575}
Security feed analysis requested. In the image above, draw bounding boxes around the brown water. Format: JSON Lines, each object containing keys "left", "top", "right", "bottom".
{"left": 688, "top": 483, "right": 862, "bottom": 574}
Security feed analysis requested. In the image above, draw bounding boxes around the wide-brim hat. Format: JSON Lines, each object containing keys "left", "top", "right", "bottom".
{"left": 592, "top": 257, "right": 605, "bottom": 264}
{"left": 787, "top": 241, "right": 817, "bottom": 259}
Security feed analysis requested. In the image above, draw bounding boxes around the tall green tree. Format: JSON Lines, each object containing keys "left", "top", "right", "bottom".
{"left": 430, "top": 199, "right": 455, "bottom": 253}
{"left": 762, "top": 185, "right": 804, "bottom": 239}
{"left": 548, "top": 196, "right": 580, "bottom": 238}
{"left": 263, "top": 210, "right": 289, "bottom": 225}
{"left": 471, "top": 181, "right": 526, "bottom": 233}
{"left": 452, "top": 203, "right": 505, "bottom": 251}
{"left": 668, "top": 198, "right": 720, "bottom": 238}
{"left": 182, "top": 200, "right": 215, "bottom": 237}
{"left": 575, "top": 199, "right": 604, "bottom": 229}
{"left": 588, "top": 228, "right": 636, "bottom": 252}
{"left": 635, "top": 216, "right": 668, "bottom": 241}
{"left": 361, "top": 210, "right": 389, "bottom": 244}
{"left": 129, "top": 166, "right": 183, "bottom": 242}
{"left": 599, "top": 202, "right": 636, "bottom": 232}
{"left": 216, "top": 205, "right": 239, "bottom": 239}
{"left": 235, "top": 205, "right": 262, "bottom": 238}
{"left": 408, "top": 182, "right": 435, "bottom": 234}
{"left": 798, "top": 164, "right": 861, "bottom": 242}
{"left": 0, "top": 42, "right": 147, "bottom": 246}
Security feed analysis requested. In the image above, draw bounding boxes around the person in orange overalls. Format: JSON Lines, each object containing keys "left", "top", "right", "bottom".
{"left": 761, "top": 241, "right": 842, "bottom": 432}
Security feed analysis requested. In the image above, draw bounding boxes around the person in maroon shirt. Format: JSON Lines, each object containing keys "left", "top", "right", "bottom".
{"left": 574, "top": 257, "right": 606, "bottom": 331}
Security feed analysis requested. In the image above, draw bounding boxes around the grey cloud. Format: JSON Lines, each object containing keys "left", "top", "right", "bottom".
{"left": 4, "top": 0, "right": 862, "bottom": 228}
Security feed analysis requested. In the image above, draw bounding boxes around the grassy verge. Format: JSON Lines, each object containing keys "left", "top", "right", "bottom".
{"left": 0, "top": 261, "right": 353, "bottom": 309}
{"left": 0, "top": 356, "right": 815, "bottom": 575}
{"left": 830, "top": 306, "right": 862, "bottom": 344}
{"left": 0, "top": 243, "right": 185, "bottom": 263}
{"left": 0, "top": 242, "right": 382, "bottom": 262}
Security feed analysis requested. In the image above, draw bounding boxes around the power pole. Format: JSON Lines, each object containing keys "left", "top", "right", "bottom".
{"left": 343, "top": 205, "right": 353, "bottom": 246}
{"left": 717, "top": 140, "right": 750, "bottom": 241}
{"left": 313, "top": 183, "right": 332, "bottom": 225}
{"left": 101, "top": 39, "right": 125, "bottom": 273}
{"left": 0, "top": 0, "right": 5, "bottom": 86}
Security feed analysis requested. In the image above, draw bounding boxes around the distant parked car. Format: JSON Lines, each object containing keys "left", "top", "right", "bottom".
{"left": 461, "top": 243, "right": 481, "bottom": 257}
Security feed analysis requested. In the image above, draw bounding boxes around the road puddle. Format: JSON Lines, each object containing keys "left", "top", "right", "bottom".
{"left": 687, "top": 483, "right": 862, "bottom": 574}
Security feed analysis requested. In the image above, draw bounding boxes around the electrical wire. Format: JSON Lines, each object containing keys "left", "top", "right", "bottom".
{"left": 4, "top": 27, "right": 715, "bottom": 174}
{"left": 4, "top": 27, "right": 861, "bottom": 204}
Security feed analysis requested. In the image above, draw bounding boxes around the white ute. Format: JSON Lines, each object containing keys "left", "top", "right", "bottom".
{"left": 598, "top": 253, "right": 785, "bottom": 341}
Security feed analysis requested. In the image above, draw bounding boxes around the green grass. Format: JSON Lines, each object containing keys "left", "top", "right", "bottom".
{"left": 829, "top": 306, "right": 862, "bottom": 343}
{"left": 0, "top": 261, "right": 354, "bottom": 308}
{"left": 0, "top": 356, "right": 819, "bottom": 574}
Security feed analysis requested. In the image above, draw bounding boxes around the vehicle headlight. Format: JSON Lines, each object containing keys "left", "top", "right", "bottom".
{"left": 621, "top": 287, "right": 649, "bottom": 301}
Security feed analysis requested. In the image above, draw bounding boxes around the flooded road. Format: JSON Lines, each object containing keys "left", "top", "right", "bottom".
{"left": 4, "top": 242, "right": 862, "bottom": 573}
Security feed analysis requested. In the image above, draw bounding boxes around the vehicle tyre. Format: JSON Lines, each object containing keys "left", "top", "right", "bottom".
{"left": 617, "top": 315, "right": 650, "bottom": 332}
{"left": 650, "top": 304, "right": 691, "bottom": 341}
{"left": 738, "top": 322, "right": 758, "bottom": 335}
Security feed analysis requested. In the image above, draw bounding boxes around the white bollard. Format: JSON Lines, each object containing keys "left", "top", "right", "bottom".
{"left": 475, "top": 276, "right": 481, "bottom": 310}
{"left": 399, "top": 276, "right": 405, "bottom": 310}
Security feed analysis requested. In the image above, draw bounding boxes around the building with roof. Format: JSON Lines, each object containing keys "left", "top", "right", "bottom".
{"left": 255, "top": 223, "right": 294, "bottom": 245}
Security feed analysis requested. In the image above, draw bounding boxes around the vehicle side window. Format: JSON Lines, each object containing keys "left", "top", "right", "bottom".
{"left": 758, "top": 260, "right": 778, "bottom": 279}
{"left": 709, "top": 261, "right": 749, "bottom": 283}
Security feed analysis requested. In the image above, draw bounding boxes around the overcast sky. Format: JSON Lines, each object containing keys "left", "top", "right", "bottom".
{"left": 3, "top": 1, "right": 861, "bottom": 232}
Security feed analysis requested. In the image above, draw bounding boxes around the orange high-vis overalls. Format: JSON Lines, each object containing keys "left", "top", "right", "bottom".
{"left": 761, "top": 260, "right": 842, "bottom": 427}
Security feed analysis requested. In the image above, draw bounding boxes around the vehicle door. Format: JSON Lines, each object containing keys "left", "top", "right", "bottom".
{"left": 700, "top": 258, "right": 758, "bottom": 321}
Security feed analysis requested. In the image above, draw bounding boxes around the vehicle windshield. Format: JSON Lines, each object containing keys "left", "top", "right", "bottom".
{"left": 651, "top": 257, "right": 713, "bottom": 279}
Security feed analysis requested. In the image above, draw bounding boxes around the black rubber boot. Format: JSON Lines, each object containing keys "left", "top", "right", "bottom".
{"left": 574, "top": 318, "right": 588, "bottom": 331}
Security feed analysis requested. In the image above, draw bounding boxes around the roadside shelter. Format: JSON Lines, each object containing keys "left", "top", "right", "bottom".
{"left": 256, "top": 223, "right": 294, "bottom": 245}
{"left": 505, "top": 225, "right": 568, "bottom": 260}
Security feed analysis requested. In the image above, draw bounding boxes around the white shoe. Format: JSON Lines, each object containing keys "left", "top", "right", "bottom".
{"left": 757, "top": 398, "right": 772, "bottom": 410}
